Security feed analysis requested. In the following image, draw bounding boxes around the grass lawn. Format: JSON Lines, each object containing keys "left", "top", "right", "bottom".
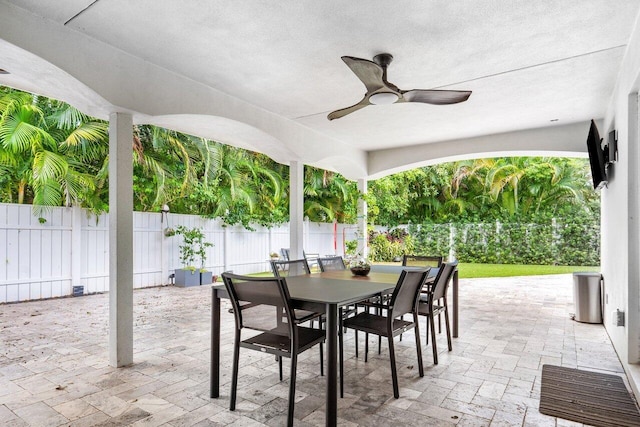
{"left": 456, "top": 263, "right": 600, "bottom": 278}
{"left": 242, "top": 262, "right": 600, "bottom": 279}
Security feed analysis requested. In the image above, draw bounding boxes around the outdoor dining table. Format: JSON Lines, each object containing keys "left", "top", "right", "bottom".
{"left": 209, "top": 266, "right": 458, "bottom": 427}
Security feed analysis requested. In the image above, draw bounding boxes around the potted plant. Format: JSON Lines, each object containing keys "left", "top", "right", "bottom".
{"left": 349, "top": 256, "right": 371, "bottom": 276}
{"left": 174, "top": 226, "right": 213, "bottom": 287}
{"left": 195, "top": 231, "right": 214, "bottom": 285}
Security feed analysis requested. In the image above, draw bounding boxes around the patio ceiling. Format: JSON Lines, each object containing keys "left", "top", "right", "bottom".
{"left": 0, "top": 1, "right": 639, "bottom": 178}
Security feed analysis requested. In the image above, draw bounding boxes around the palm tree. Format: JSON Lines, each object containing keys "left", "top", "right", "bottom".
{"left": 304, "top": 167, "right": 356, "bottom": 222}
{"left": 0, "top": 88, "right": 108, "bottom": 212}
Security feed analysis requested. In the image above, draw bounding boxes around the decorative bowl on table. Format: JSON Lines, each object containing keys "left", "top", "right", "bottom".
{"left": 349, "top": 257, "right": 371, "bottom": 276}
{"left": 350, "top": 266, "right": 371, "bottom": 276}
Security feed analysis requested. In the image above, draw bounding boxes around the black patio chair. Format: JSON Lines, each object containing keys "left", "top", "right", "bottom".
{"left": 402, "top": 254, "right": 445, "bottom": 334}
{"left": 303, "top": 250, "right": 320, "bottom": 270}
{"left": 417, "top": 260, "right": 458, "bottom": 365}
{"left": 222, "top": 273, "right": 325, "bottom": 427}
{"left": 270, "top": 258, "right": 324, "bottom": 372}
{"left": 280, "top": 248, "right": 290, "bottom": 261}
{"left": 342, "top": 269, "right": 429, "bottom": 398}
{"left": 316, "top": 254, "right": 360, "bottom": 393}
{"left": 271, "top": 258, "right": 310, "bottom": 277}
{"left": 317, "top": 256, "right": 346, "bottom": 271}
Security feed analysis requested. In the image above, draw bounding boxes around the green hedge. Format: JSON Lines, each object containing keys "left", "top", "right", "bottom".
{"left": 371, "top": 219, "right": 600, "bottom": 266}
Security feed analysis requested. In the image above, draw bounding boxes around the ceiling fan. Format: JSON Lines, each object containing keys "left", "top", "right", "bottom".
{"left": 327, "top": 53, "right": 471, "bottom": 120}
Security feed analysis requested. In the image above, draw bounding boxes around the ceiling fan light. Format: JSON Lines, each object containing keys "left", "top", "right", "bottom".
{"left": 369, "top": 92, "right": 399, "bottom": 105}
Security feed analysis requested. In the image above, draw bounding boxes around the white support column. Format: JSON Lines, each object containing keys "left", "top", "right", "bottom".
{"left": 357, "top": 179, "right": 368, "bottom": 259}
{"left": 290, "top": 161, "right": 304, "bottom": 259}
{"left": 108, "top": 112, "right": 134, "bottom": 368}
{"left": 71, "top": 204, "right": 83, "bottom": 294}
{"left": 304, "top": 216, "right": 310, "bottom": 252}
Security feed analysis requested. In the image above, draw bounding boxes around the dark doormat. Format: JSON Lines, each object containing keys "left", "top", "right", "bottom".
{"left": 539, "top": 364, "right": 640, "bottom": 427}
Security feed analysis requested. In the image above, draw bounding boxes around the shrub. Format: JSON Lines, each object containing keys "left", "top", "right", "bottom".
{"left": 368, "top": 228, "right": 414, "bottom": 262}
{"left": 407, "top": 218, "right": 599, "bottom": 266}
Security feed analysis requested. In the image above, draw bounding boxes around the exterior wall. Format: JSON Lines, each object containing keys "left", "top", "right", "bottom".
{"left": 603, "top": 10, "right": 640, "bottom": 393}
{"left": 0, "top": 203, "right": 348, "bottom": 303}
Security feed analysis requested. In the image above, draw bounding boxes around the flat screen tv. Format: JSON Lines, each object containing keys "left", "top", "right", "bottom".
{"left": 586, "top": 119, "right": 607, "bottom": 190}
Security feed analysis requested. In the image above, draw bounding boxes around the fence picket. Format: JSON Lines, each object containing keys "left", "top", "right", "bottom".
{"left": 0, "top": 203, "right": 348, "bottom": 303}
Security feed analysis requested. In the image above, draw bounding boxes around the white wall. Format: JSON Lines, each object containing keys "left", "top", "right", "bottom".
{"left": 603, "top": 10, "right": 640, "bottom": 393}
{"left": 0, "top": 203, "right": 348, "bottom": 303}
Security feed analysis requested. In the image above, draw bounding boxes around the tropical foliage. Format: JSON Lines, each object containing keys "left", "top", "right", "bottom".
{"left": 0, "top": 86, "right": 600, "bottom": 244}
{"left": 0, "top": 87, "right": 108, "bottom": 212}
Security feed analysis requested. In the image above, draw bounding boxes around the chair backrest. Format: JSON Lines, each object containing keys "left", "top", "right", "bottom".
{"left": 430, "top": 260, "right": 458, "bottom": 301}
{"left": 402, "top": 255, "right": 443, "bottom": 268}
{"left": 389, "top": 269, "right": 430, "bottom": 318}
{"left": 280, "top": 248, "right": 290, "bottom": 261}
{"left": 222, "top": 273, "right": 293, "bottom": 337}
{"left": 271, "top": 258, "right": 311, "bottom": 278}
{"left": 317, "top": 256, "right": 346, "bottom": 272}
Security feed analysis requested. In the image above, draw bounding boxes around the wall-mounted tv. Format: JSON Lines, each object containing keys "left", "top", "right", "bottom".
{"left": 586, "top": 119, "right": 607, "bottom": 190}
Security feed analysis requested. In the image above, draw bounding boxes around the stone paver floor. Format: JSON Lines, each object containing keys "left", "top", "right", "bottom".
{"left": 0, "top": 274, "right": 629, "bottom": 426}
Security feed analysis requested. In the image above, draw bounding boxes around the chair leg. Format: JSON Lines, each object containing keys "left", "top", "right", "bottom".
{"left": 376, "top": 308, "right": 382, "bottom": 355}
{"left": 399, "top": 314, "right": 404, "bottom": 341}
{"left": 444, "top": 305, "right": 453, "bottom": 351}
{"left": 413, "top": 313, "right": 424, "bottom": 377}
{"left": 355, "top": 330, "right": 359, "bottom": 358}
{"left": 279, "top": 356, "right": 283, "bottom": 381}
{"left": 438, "top": 312, "right": 442, "bottom": 333}
{"left": 230, "top": 330, "right": 241, "bottom": 411}
{"left": 287, "top": 353, "right": 298, "bottom": 427}
{"left": 365, "top": 333, "right": 369, "bottom": 362}
{"left": 319, "top": 343, "right": 324, "bottom": 376}
{"left": 425, "top": 313, "right": 430, "bottom": 345}
{"left": 387, "top": 335, "right": 399, "bottom": 398}
{"left": 339, "top": 317, "right": 344, "bottom": 398}
{"left": 429, "top": 312, "right": 438, "bottom": 365}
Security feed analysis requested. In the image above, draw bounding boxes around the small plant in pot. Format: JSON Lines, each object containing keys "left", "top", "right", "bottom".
{"left": 195, "top": 231, "right": 214, "bottom": 285}
{"left": 349, "top": 256, "right": 371, "bottom": 276}
{"left": 174, "top": 226, "right": 213, "bottom": 287}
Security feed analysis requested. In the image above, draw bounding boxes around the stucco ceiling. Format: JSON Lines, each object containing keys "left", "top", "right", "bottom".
{"left": 0, "top": 1, "right": 639, "bottom": 178}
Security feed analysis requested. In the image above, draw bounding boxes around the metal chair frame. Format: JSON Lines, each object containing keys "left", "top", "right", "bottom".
{"left": 417, "top": 260, "right": 458, "bottom": 365}
{"left": 222, "top": 273, "right": 324, "bottom": 427}
{"left": 341, "top": 269, "right": 429, "bottom": 398}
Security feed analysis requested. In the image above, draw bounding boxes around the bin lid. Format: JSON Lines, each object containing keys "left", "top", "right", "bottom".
{"left": 572, "top": 272, "right": 601, "bottom": 277}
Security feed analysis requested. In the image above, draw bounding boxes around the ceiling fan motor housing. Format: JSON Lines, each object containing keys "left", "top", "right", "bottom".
{"left": 373, "top": 53, "right": 394, "bottom": 69}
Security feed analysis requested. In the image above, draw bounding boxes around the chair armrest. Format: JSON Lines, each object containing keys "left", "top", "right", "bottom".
{"left": 358, "top": 301, "right": 390, "bottom": 310}
{"left": 293, "top": 310, "right": 323, "bottom": 324}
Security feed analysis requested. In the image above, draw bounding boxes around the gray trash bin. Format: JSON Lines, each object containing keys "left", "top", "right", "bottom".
{"left": 572, "top": 272, "right": 602, "bottom": 323}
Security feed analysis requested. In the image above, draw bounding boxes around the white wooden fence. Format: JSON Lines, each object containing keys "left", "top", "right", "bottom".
{"left": 0, "top": 203, "right": 357, "bottom": 303}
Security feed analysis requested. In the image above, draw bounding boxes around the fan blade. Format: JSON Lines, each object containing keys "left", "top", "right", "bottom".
{"left": 341, "top": 56, "right": 386, "bottom": 93}
{"left": 402, "top": 89, "right": 471, "bottom": 105}
{"left": 327, "top": 97, "right": 370, "bottom": 121}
